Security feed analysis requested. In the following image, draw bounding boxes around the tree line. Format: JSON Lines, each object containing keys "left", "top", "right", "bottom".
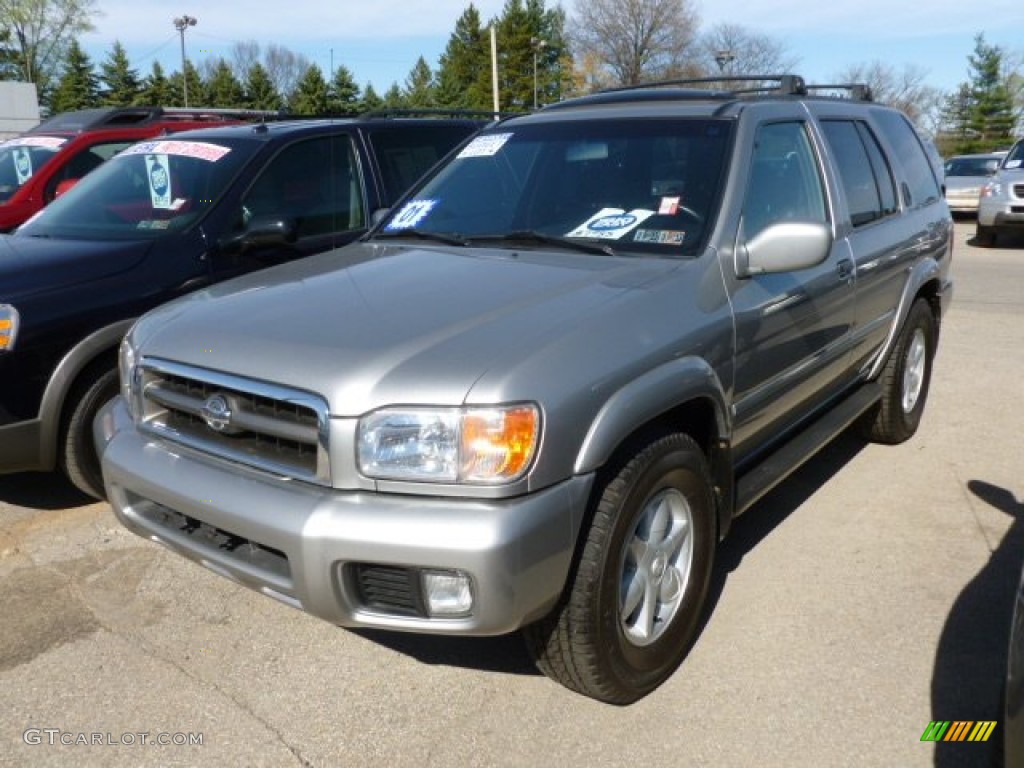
{"left": 1, "top": 0, "right": 1021, "bottom": 153}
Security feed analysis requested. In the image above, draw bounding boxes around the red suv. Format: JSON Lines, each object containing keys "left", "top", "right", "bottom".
{"left": 0, "top": 106, "right": 249, "bottom": 231}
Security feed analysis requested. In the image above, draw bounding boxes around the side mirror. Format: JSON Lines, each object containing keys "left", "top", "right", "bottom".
{"left": 735, "top": 220, "right": 832, "bottom": 278}
{"left": 218, "top": 215, "right": 298, "bottom": 254}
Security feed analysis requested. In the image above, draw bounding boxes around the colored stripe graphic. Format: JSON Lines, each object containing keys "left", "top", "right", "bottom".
{"left": 922, "top": 721, "right": 997, "bottom": 742}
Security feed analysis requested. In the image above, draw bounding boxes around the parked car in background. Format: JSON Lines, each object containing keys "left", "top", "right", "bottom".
{"left": 977, "top": 138, "right": 1024, "bottom": 246}
{"left": 96, "top": 75, "right": 952, "bottom": 703}
{"left": 943, "top": 151, "right": 1005, "bottom": 216}
{"left": 0, "top": 106, "right": 259, "bottom": 232}
{"left": 0, "top": 114, "right": 485, "bottom": 498}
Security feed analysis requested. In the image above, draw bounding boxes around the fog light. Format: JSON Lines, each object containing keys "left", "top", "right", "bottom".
{"left": 421, "top": 570, "right": 473, "bottom": 617}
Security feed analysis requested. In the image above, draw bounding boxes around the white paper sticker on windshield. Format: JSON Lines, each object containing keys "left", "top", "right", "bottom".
{"left": 121, "top": 140, "right": 231, "bottom": 162}
{"left": 565, "top": 208, "right": 656, "bottom": 240}
{"left": 13, "top": 147, "right": 33, "bottom": 185}
{"left": 0, "top": 135, "right": 67, "bottom": 150}
{"left": 385, "top": 199, "right": 438, "bottom": 230}
{"left": 146, "top": 154, "right": 173, "bottom": 209}
{"left": 1006, "top": 159, "right": 1022, "bottom": 169}
{"left": 457, "top": 133, "right": 513, "bottom": 158}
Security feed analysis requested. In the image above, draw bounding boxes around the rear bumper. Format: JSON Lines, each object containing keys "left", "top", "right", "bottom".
{"left": 96, "top": 397, "right": 593, "bottom": 636}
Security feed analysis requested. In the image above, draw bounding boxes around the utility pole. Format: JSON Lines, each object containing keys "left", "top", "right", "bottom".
{"left": 531, "top": 37, "right": 547, "bottom": 109}
{"left": 174, "top": 15, "right": 198, "bottom": 107}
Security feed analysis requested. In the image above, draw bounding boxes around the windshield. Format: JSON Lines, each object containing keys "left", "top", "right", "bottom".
{"left": 1005, "top": 141, "right": 1024, "bottom": 170}
{"left": 944, "top": 156, "right": 1000, "bottom": 177}
{"left": 0, "top": 136, "right": 68, "bottom": 203}
{"left": 16, "top": 137, "right": 254, "bottom": 240}
{"left": 376, "top": 118, "right": 733, "bottom": 258}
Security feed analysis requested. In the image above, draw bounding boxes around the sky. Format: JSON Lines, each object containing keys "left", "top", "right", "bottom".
{"left": 79, "top": 0, "right": 1024, "bottom": 97}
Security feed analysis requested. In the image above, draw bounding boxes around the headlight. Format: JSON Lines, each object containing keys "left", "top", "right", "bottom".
{"left": 981, "top": 182, "right": 1003, "bottom": 199}
{"left": 358, "top": 404, "right": 540, "bottom": 484}
{"left": 0, "top": 304, "right": 20, "bottom": 352}
{"left": 118, "top": 335, "right": 138, "bottom": 417}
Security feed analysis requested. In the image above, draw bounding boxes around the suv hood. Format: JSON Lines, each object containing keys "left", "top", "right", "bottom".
{"left": 132, "top": 242, "right": 684, "bottom": 415}
{"left": 0, "top": 234, "right": 150, "bottom": 299}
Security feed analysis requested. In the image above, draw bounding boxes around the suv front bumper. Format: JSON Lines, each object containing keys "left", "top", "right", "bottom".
{"left": 96, "top": 396, "right": 592, "bottom": 636}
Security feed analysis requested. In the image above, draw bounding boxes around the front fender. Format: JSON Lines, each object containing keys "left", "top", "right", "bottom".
{"left": 573, "top": 356, "right": 730, "bottom": 475}
{"left": 36, "top": 319, "right": 135, "bottom": 470}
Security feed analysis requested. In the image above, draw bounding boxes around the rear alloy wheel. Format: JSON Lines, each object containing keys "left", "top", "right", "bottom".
{"left": 524, "top": 432, "right": 716, "bottom": 704}
{"left": 860, "top": 298, "right": 936, "bottom": 445}
{"left": 60, "top": 366, "right": 119, "bottom": 500}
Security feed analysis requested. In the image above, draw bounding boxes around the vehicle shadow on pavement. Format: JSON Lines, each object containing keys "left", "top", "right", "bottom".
{"left": 0, "top": 471, "right": 92, "bottom": 510}
{"left": 352, "top": 629, "right": 540, "bottom": 676}
{"left": 932, "top": 480, "right": 1023, "bottom": 768}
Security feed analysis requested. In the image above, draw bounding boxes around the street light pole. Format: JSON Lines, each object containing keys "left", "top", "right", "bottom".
{"left": 174, "top": 15, "right": 198, "bottom": 107}
{"left": 531, "top": 37, "right": 547, "bottom": 109}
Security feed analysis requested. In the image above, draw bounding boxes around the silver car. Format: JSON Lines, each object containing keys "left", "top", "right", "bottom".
{"left": 943, "top": 152, "right": 1004, "bottom": 215}
{"left": 977, "top": 139, "right": 1024, "bottom": 246}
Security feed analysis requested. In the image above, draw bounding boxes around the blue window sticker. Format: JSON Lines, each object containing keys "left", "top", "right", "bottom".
{"left": 386, "top": 199, "right": 438, "bottom": 230}
{"left": 565, "top": 208, "right": 656, "bottom": 240}
{"left": 146, "top": 154, "right": 173, "bottom": 209}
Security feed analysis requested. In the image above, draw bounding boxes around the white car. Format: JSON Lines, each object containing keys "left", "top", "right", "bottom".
{"left": 943, "top": 152, "right": 1003, "bottom": 215}
{"left": 977, "top": 139, "right": 1024, "bottom": 246}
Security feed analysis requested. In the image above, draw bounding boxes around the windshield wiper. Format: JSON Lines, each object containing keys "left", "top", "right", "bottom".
{"left": 370, "top": 228, "right": 468, "bottom": 247}
{"left": 467, "top": 230, "right": 617, "bottom": 257}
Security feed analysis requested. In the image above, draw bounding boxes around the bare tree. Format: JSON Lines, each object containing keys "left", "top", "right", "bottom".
{"left": 835, "top": 61, "right": 943, "bottom": 132}
{"left": 263, "top": 43, "right": 311, "bottom": 102}
{"left": 697, "top": 23, "right": 798, "bottom": 79}
{"left": 570, "top": 0, "right": 700, "bottom": 87}
{"left": 0, "top": 0, "right": 99, "bottom": 91}
{"left": 230, "top": 40, "right": 261, "bottom": 82}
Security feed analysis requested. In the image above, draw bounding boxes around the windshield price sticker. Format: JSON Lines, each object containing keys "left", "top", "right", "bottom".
{"left": 457, "top": 133, "right": 513, "bottom": 159}
{"left": 385, "top": 199, "right": 438, "bottom": 230}
{"left": 121, "top": 140, "right": 231, "bottom": 162}
{"left": 565, "top": 208, "right": 656, "bottom": 240}
{"left": 634, "top": 229, "right": 686, "bottom": 245}
{"left": 1, "top": 136, "right": 67, "bottom": 150}
{"left": 13, "top": 148, "right": 33, "bottom": 184}
{"left": 146, "top": 154, "right": 173, "bottom": 209}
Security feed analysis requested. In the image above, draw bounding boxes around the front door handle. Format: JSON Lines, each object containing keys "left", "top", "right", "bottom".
{"left": 837, "top": 258, "right": 854, "bottom": 282}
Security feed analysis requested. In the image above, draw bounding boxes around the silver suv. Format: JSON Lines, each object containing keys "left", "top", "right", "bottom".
{"left": 977, "top": 137, "right": 1024, "bottom": 246}
{"left": 97, "top": 75, "right": 953, "bottom": 704}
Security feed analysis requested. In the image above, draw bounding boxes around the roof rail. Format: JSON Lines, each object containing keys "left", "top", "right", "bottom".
{"left": 356, "top": 108, "right": 519, "bottom": 120}
{"left": 803, "top": 83, "right": 874, "bottom": 102}
{"left": 597, "top": 74, "right": 808, "bottom": 97}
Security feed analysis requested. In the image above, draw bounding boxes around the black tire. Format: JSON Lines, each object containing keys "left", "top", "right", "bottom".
{"left": 859, "top": 298, "right": 936, "bottom": 445}
{"left": 523, "top": 432, "right": 716, "bottom": 704}
{"left": 60, "top": 366, "right": 119, "bottom": 500}
{"left": 975, "top": 225, "right": 997, "bottom": 247}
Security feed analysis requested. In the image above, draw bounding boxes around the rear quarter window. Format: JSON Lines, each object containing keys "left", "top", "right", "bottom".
{"left": 870, "top": 109, "right": 941, "bottom": 208}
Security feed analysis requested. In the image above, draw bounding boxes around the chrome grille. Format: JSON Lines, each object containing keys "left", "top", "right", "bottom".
{"left": 137, "top": 358, "right": 330, "bottom": 484}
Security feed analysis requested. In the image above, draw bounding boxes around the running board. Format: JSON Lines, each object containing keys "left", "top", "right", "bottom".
{"left": 734, "top": 382, "right": 881, "bottom": 516}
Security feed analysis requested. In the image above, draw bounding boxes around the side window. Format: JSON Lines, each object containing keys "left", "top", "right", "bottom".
{"left": 743, "top": 121, "right": 827, "bottom": 239}
{"left": 820, "top": 120, "right": 898, "bottom": 227}
{"left": 44, "top": 140, "right": 134, "bottom": 201}
{"left": 241, "top": 135, "right": 365, "bottom": 238}
{"left": 871, "top": 109, "right": 941, "bottom": 208}
{"left": 368, "top": 125, "right": 473, "bottom": 202}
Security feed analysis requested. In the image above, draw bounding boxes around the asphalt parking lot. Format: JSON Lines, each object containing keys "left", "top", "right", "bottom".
{"left": 1, "top": 221, "right": 1021, "bottom": 768}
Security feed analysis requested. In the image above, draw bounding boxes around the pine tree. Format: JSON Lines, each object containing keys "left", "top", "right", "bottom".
{"left": 137, "top": 61, "right": 171, "bottom": 106}
{"left": 360, "top": 83, "right": 384, "bottom": 113}
{"left": 404, "top": 56, "right": 436, "bottom": 109}
{"left": 243, "top": 63, "right": 281, "bottom": 110}
{"left": 967, "top": 34, "right": 1015, "bottom": 148}
{"left": 435, "top": 4, "right": 491, "bottom": 110}
{"left": 290, "top": 64, "right": 329, "bottom": 115}
{"left": 383, "top": 82, "right": 406, "bottom": 109}
{"left": 328, "top": 64, "right": 360, "bottom": 114}
{"left": 206, "top": 59, "right": 245, "bottom": 108}
{"left": 98, "top": 41, "right": 141, "bottom": 106}
{"left": 169, "top": 60, "right": 207, "bottom": 107}
{"left": 49, "top": 39, "right": 99, "bottom": 113}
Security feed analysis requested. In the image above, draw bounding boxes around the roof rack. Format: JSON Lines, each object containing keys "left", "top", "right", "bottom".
{"left": 597, "top": 74, "right": 809, "bottom": 97}
{"left": 803, "top": 83, "right": 874, "bottom": 102}
{"left": 30, "top": 105, "right": 279, "bottom": 133}
{"left": 356, "top": 108, "right": 519, "bottom": 120}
